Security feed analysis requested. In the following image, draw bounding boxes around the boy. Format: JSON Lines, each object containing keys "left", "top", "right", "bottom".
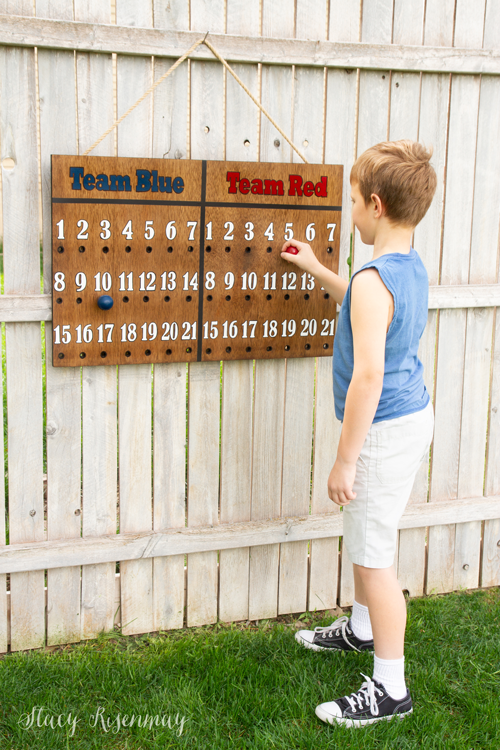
{"left": 281, "top": 140, "right": 437, "bottom": 728}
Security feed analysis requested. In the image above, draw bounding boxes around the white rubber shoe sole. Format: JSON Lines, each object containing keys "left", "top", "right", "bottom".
{"left": 315, "top": 703, "right": 413, "bottom": 728}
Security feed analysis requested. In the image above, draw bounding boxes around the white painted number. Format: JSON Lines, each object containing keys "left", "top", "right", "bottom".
{"left": 183, "top": 272, "right": 198, "bottom": 291}
{"left": 139, "top": 272, "right": 156, "bottom": 291}
{"left": 203, "top": 321, "right": 219, "bottom": 339}
{"left": 161, "top": 322, "right": 179, "bottom": 341}
{"left": 205, "top": 221, "right": 213, "bottom": 241}
{"left": 76, "top": 324, "right": 92, "bottom": 344}
{"left": 122, "top": 220, "right": 133, "bottom": 240}
{"left": 77, "top": 220, "right": 89, "bottom": 240}
{"left": 224, "top": 272, "right": 235, "bottom": 290}
{"left": 244, "top": 222, "right": 254, "bottom": 241}
{"left": 263, "top": 320, "right": 278, "bottom": 338}
{"left": 263, "top": 272, "right": 276, "bottom": 291}
{"left": 301, "top": 319, "right": 317, "bottom": 337}
{"left": 241, "top": 320, "right": 257, "bottom": 339}
{"left": 264, "top": 223, "right": 274, "bottom": 242}
{"left": 165, "top": 221, "right": 177, "bottom": 240}
{"left": 119, "top": 272, "right": 133, "bottom": 292}
{"left": 161, "top": 272, "right": 176, "bottom": 291}
{"left": 241, "top": 272, "right": 257, "bottom": 291}
{"left": 181, "top": 322, "right": 197, "bottom": 340}
{"left": 281, "top": 272, "right": 297, "bottom": 291}
{"left": 54, "top": 272, "right": 66, "bottom": 292}
{"left": 53, "top": 325, "right": 71, "bottom": 344}
{"left": 97, "top": 324, "right": 114, "bottom": 343}
{"left": 301, "top": 273, "right": 315, "bottom": 290}
{"left": 75, "top": 272, "right": 86, "bottom": 292}
{"left": 94, "top": 272, "right": 112, "bottom": 292}
{"left": 305, "top": 223, "right": 315, "bottom": 241}
{"left": 223, "top": 222, "right": 234, "bottom": 241}
{"left": 100, "top": 220, "right": 111, "bottom": 240}
{"left": 187, "top": 221, "right": 197, "bottom": 241}
{"left": 222, "top": 320, "right": 238, "bottom": 339}
{"left": 281, "top": 319, "right": 297, "bottom": 337}
{"left": 321, "top": 318, "right": 335, "bottom": 336}
{"left": 327, "top": 223, "right": 337, "bottom": 242}
{"left": 141, "top": 322, "right": 158, "bottom": 341}
{"left": 120, "top": 323, "right": 137, "bottom": 342}
{"left": 56, "top": 219, "right": 64, "bottom": 240}
{"left": 144, "top": 221, "right": 154, "bottom": 240}
{"left": 205, "top": 272, "right": 215, "bottom": 290}
{"left": 284, "top": 223, "right": 294, "bottom": 241}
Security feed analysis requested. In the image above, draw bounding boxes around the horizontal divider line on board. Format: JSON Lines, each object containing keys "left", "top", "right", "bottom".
{"left": 0, "top": 495, "right": 498, "bottom": 574}
{"left": 52, "top": 198, "right": 202, "bottom": 207}
{"left": 1, "top": 285, "right": 499, "bottom": 322}
{"left": 0, "top": 16, "right": 499, "bottom": 76}
{"left": 52, "top": 198, "right": 343, "bottom": 211}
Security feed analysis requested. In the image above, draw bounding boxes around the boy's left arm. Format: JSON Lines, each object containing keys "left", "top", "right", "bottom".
{"left": 328, "top": 268, "right": 392, "bottom": 507}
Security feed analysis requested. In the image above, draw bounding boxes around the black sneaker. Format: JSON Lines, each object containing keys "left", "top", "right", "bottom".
{"left": 315, "top": 674, "right": 413, "bottom": 728}
{"left": 295, "top": 615, "right": 374, "bottom": 653}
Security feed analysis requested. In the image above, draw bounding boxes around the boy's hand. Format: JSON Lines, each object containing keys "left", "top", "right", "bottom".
{"left": 280, "top": 239, "right": 319, "bottom": 275}
{"left": 327, "top": 458, "right": 357, "bottom": 507}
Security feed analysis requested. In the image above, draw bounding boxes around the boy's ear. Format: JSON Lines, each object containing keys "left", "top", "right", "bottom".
{"left": 370, "top": 193, "right": 384, "bottom": 218}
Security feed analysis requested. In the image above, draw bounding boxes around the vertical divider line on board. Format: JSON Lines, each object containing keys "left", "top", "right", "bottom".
{"left": 196, "top": 162, "right": 207, "bottom": 362}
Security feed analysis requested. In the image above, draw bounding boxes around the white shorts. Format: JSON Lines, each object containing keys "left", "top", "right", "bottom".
{"left": 342, "top": 400, "right": 434, "bottom": 569}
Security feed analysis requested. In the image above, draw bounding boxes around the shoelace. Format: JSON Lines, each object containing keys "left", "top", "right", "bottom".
{"left": 313, "top": 615, "right": 352, "bottom": 644}
{"left": 344, "top": 674, "right": 384, "bottom": 716}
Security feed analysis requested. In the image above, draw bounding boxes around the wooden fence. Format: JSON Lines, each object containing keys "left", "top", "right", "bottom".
{"left": 0, "top": 0, "right": 499, "bottom": 652}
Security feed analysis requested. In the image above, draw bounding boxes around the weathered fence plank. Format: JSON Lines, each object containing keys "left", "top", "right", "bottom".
{"left": 226, "top": 0, "right": 260, "bottom": 38}
{"left": 76, "top": 0, "right": 117, "bottom": 641}
{"left": 428, "top": 73, "right": 482, "bottom": 594}
{"left": 276, "top": 63, "right": 322, "bottom": 616}
{"left": 187, "top": 58, "right": 224, "bottom": 628}
{"left": 388, "top": 56, "right": 424, "bottom": 589}
{"left": 2, "top": 495, "right": 499, "bottom": 575}
{"left": 296, "top": 0, "right": 328, "bottom": 41}
{"left": 116, "top": 0, "right": 154, "bottom": 635}
{"left": 3, "top": 17, "right": 500, "bottom": 73}
{"left": 248, "top": 62, "right": 290, "bottom": 621}
{"left": 0, "top": 323, "right": 7, "bottom": 651}
{"left": 151, "top": 36, "right": 190, "bottom": 631}
{"left": 472, "top": 5, "right": 500, "bottom": 586}
{"left": 218, "top": 61, "right": 259, "bottom": 624}
{"left": 1, "top": 34, "right": 45, "bottom": 652}
{"left": 38, "top": 22, "right": 83, "bottom": 645}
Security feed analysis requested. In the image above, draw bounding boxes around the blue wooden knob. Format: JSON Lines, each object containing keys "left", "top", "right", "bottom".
{"left": 97, "top": 295, "right": 114, "bottom": 310}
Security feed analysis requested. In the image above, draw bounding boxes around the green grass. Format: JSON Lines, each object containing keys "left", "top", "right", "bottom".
{"left": 0, "top": 588, "right": 498, "bottom": 749}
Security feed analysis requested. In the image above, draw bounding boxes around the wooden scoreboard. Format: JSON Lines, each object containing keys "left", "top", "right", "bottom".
{"left": 51, "top": 156, "right": 342, "bottom": 366}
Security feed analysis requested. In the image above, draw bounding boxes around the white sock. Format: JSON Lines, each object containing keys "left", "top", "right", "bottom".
{"left": 350, "top": 600, "right": 373, "bottom": 641}
{"left": 373, "top": 655, "right": 407, "bottom": 700}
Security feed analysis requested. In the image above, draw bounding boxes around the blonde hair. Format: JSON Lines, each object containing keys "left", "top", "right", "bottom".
{"left": 350, "top": 140, "right": 437, "bottom": 227}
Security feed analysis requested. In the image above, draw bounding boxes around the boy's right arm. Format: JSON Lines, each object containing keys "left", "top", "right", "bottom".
{"left": 280, "top": 239, "right": 348, "bottom": 306}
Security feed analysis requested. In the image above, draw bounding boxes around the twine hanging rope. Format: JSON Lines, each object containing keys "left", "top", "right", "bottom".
{"left": 83, "top": 34, "right": 309, "bottom": 164}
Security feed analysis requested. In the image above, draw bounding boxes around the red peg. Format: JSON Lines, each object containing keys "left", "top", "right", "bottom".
{"left": 285, "top": 246, "right": 299, "bottom": 255}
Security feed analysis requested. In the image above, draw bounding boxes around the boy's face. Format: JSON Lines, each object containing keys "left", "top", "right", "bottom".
{"left": 350, "top": 181, "right": 377, "bottom": 245}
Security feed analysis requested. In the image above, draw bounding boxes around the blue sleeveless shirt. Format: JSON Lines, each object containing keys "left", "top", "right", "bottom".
{"left": 333, "top": 248, "right": 429, "bottom": 423}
